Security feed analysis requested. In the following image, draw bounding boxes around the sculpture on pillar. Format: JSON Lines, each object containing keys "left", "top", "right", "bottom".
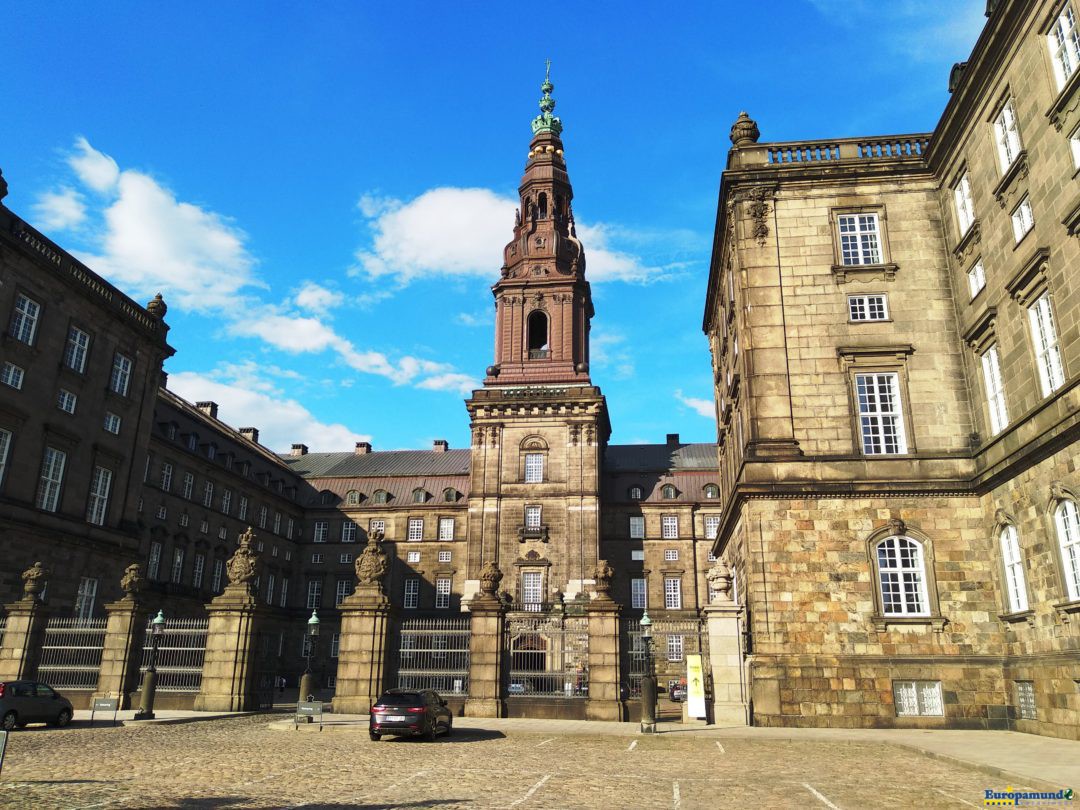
{"left": 21, "top": 561, "right": 49, "bottom": 601}
{"left": 225, "top": 527, "right": 260, "bottom": 588}
{"left": 120, "top": 563, "right": 146, "bottom": 601}
{"left": 478, "top": 560, "right": 504, "bottom": 597}
{"left": 355, "top": 530, "right": 389, "bottom": 591}
{"left": 592, "top": 560, "right": 614, "bottom": 600}
{"left": 706, "top": 559, "right": 734, "bottom": 604}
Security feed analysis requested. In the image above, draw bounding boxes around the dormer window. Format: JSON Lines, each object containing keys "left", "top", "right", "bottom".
{"left": 166, "top": 423, "right": 177, "bottom": 440}
{"left": 345, "top": 490, "right": 361, "bottom": 506}
{"left": 319, "top": 490, "right": 334, "bottom": 506}
{"left": 373, "top": 490, "right": 390, "bottom": 505}
{"left": 443, "top": 488, "right": 457, "bottom": 503}
{"left": 661, "top": 484, "right": 677, "bottom": 500}
{"left": 412, "top": 488, "right": 428, "bottom": 504}
{"left": 207, "top": 444, "right": 217, "bottom": 461}
{"left": 703, "top": 484, "right": 719, "bottom": 499}
{"left": 628, "top": 486, "right": 643, "bottom": 501}
{"left": 187, "top": 433, "right": 198, "bottom": 452}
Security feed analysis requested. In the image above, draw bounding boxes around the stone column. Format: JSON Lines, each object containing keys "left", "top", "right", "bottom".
{"left": 332, "top": 531, "right": 393, "bottom": 715}
{"left": 0, "top": 562, "right": 52, "bottom": 681}
{"left": 94, "top": 564, "right": 151, "bottom": 709}
{"left": 703, "top": 561, "right": 749, "bottom": 726}
{"left": 464, "top": 569, "right": 507, "bottom": 718}
{"left": 585, "top": 561, "right": 623, "bottom": 721}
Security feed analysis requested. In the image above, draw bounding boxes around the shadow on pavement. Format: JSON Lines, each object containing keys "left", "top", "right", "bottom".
{"left": 375, "top": 728, "right": 506, "bottom": 743}
{"left": 135, "top": 800, "right": 467, "bottom": 809}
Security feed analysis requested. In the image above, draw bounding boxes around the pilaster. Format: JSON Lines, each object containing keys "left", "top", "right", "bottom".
{"left": 464, "top": 595, "right": 507, "bottom": 718}
{"left": 332, "top": 586, "right": 394, "bottom": 715}
{"left": 94, "top": 598, "right": 152, "bottom": 709}
{"left": 585, "top": 598, "right": 622, "bottom": 721}
{"left": 0, "top": 598, "right": 50, "bottom": 681}
{"left": 703, "top": 600, "right": 750, "bottom": 726}
{"left": 193, "top": 585, "right": 265, "bottom": 712}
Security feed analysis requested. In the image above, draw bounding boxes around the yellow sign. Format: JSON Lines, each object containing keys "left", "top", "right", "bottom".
{"left": 686, "top": 654, "right": 707, "bottom": 718}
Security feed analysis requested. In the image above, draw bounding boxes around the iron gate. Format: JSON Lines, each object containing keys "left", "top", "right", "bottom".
{"left": 397, "top": 616, "right": 471, "bottom": 695}
{"left": 36, "top": 617, "right": 107, "bottom": 690}
{"left": 505, "top": 614, "right": 588, "bottom": 698}
{"left": 623, "top": 617, "right": 709, "bottom": 699}
{"left": 140, "top": 617, "right": 208, "bottom": 693}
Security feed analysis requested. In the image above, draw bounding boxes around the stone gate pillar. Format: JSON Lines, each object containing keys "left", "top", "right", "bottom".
{"left": 333, "top": 531, "right": 393, "bottom": 715}
{"left": 195, "top": 529, "right": 264, "bottom": 711}
{"left": 0, "top": 562, "right": 52, "bottom": 681}
{"left": 703, "top": 561, "right": 749, "bottom": 726}
{"left": 464, "top": 561, "right": 507, "bottom": 718}
{"left": 94, "top": 564, "right": 152, "bottom": 708}
{"left": 586, "top": 561, "right": 623, "bottom": 721}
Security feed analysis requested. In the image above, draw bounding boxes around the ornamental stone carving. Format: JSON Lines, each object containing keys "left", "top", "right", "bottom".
{"left": 355, "top": 529, "right": 389, "bottom": 587}
{"left": 706, "top": 560, "right": 733, "bottom": 604}
{"left": 146, "top": 293, "right": 168, "bottom": 319}
{"left": 21, "top": 561, "right": 49, "bottom": 601}
{"left": 226, "top": 527, "right": 259, "bottom": 587}
{"left": 120, "top": 563, "right": 146, "bottom": 601}
{"left": 729, "top": 111, "right": 760, "bottom": 147}
{"left": 479, "top": 560, "right": 504, "bottom": 596}
{"left": 593, "top": 560, "right": 614, "bottom": 599}
{"left": 888, "top": 517, "right": 906, "bottom": 536}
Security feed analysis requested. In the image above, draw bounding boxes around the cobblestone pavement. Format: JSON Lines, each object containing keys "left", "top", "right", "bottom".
{"left": 0, "top": 714, "right": 1039, "bottom": 809}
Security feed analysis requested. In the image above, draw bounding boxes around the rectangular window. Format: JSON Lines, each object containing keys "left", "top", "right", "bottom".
{"left": 855, "top": 373, "right": 908, "bottom": 455}
{"left": 522, "top": 571, "right": 543, "bottom": 606}
{"left": 848, "top": 294, "right": 888, "bottom": 322}
{"left": 1071, "top": 124, "right": 1080, "bottom": 169}
{"left": 404, "top": 578, "right": 420, "bottom": 609}
{"left": 147, "top": 541, "right": 162, "bottom": 580}
{"left": 57, "top": 389, "right": 77, "bottom": 415}
{"left": 306, "top": 580, "right": 322, "bottom": 610}
{"left": 0, "top": 428, "right": 10, "bottom": 487}
{"left": 171, "top": 547, "right": 185, "bottom": 584}
{"left": 182, "top": 473, "right": 194, "bottom": 500}
{"left": 258, "top": 506, "right": 267, "bottom": 529}
{"left": 238, "top": 496, "right": 248, "bottom": 521}
{"left": 435, "top": 577, "right": 451, "bottom": 609}
{"left": 631, "top": 549, "right": 645, "bottom": 562}
{"left": 408, "top": 518, "right": 424, "bottom": 541}
{"left": 264, "top": 573, "right": 275, "bottom": 605}
{"left": 339, "top": 553, "right": 353, "bottom": 564}
{"left": 220, "top": 489, "right": 232, "bottom": 514}
{"left": 178, "top": 511, "right": 189, "bottom": 527}
{"left": 86, "top": 466, "right": 113, "bottom": 526}
{"left": 64, "top": 326, "right": 90, "bottom": 373}
{"left": 331, "top": 633, "right": 340, "bottom": 659}
{"left": 837, "top": 213, "right": 882, "bottom": 266}
{"left": 193, "top": 553, "right": 206, "bottom": 590}
{"left": 664, "top": 548, "right": 679, "bottom": 561}
{"left": 705, "top": 515, "right": 721, "bottom": 540}
{"left": 36, "top": 446, "right": 67, "bottom": 512}
{"left": 157, "top": 505, "right": 168, "bottom": 520}
{"left": 952, "top": 172, "right": 976, "bottom": 233}
{"left": 525, "top": 506, "right": 542, "bottom": 529}
{"left": 664, "top": 577, "right": 682, "bottom": 609}
{"left": 74, "top": 577, "right": 98, "bottom": 621}
{"left": 109, "top": 353, "right": 133, "bottom": 396}
{"left": 993, "top": 98, "right": 1023, "bottom": 172}
{"left": 1029, "top": 293, "right": 1065, "bottom": 396}
{"left": 629, "top": 515, "right": 645, "bottom": 539}
{"left": 893, "top": 680, "right": 944, "bottom": 717}
{"left": 967, "top": 261, "right": 986, "bottom": 299}
{"left": 313, "top": 520, "right": 328, "bottom": 543}
{"left": 407, "top": 550, "right": 421, "bottom": 563}
{"left": 661, "top": 515, "right": 679, "bottom": 539}
{"left": 202, "top": 481, "right": 214, "bottom": 507}
{"left": 160, "top": 463, "right": 173, "bottom": 492}
{"left": 217, "top": 526, "right": 227, "bottom": 540}
{"left": 438, "top": 517, "right": 455, "bottom": 541}
{"left": 336, "top": 579, "right": 354, "bottom": 606}
{"left": 631, "top": 577, "right": 647, "bottom": 609}
{"left": 103, "top": 412, "right": 121, "bottom": 434}
{"left": 10, "top": 293, "right": 41, "bottom": 344}
{"left": 524, "top": 452, "right": 544, "bottom": 483}
{"left": 1011, "top": 196, "right": 1034, "bottom": 242}
{"left": 341, "top": 520, "right": 357, "bottom": 543}
{"left": 1048, "top": 2, "right": 1080, "bottom": 89}
{"left": 981, "top": 345, "right": 1009, "bottom": 436}
{"left": 1, "top": 362, "right": 24, "bottom": 390}
{"left": 1016, "top": 681, "right": 1037, "bottom": 720}
{"left": 438, "top": 550, "right": 452, "bottom": 563}
{"left": 311, "top": 553, "right": 324, "bottom": 564}
{"left": 667, "top": 635, "right": 684, "bottom": 662}
{"left": 212, "top": 559, "right": 224, "bottom": 593}
{"left": 273, "top": 512, "right": 281, "bottom": 534}
{"left": 280, "top": 577, "right": 289, "bottom": 607}
{"left": 369, "top": 519, "right": 386, "bottom": 536}
{"left": 1001, "top": 526, "right": 1029, "bottom": 613}
{"left": 287, "top": 518, "right": 294, "bottom": 540}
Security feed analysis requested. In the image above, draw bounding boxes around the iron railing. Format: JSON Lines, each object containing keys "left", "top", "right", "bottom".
{"left": 36, "top": 617, "right": 107, "bottom": 690}
{"left": 506, "top": 614, "right": 588, "bottom": 698}
{"left": 140, "top": 617, "right": 208, "bottom": 693}
{"left": 623, "top": 617, "right": 707, "bottom": 698}
{"left": 397, "top": 616, "right": 470, "bottom": 695}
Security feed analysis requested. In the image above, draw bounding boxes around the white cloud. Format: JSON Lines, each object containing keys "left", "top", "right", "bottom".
{"left": 591, "top": 331, "right": 635, "bottom": 379}
{"left": 32, "top": 187, "right": 86, "bottom": 231}
{"left": 576, "top": 223, "right": 658, "bottom": 283}
{"left": 69, "top": 136, "right": 119, "bottom": 192}
{"left": 168, "top": 370, "right": 369, "bottom": 453}
{"left": 415, "top": 372, "right": 479, "bottom": 396}
{"left": 675, "top": 389, "right": 716, "bottom": 419}
{"left": 294, "top": 281, "right": 344, "bottom": 311}
{"left": 456, "top": 310, "right": 492, "bottom": 327}
{"left": 229, "top": 307, "right": 342, "bottom": 353}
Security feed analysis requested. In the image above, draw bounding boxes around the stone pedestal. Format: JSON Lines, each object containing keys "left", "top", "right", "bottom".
{"left": 464, "top": 596, "right": 506, "bottom": 718}
{"left": 0, "top": 598, "right": 50, "bottom": 681}
{"left": 94, "top": 599, "right": 151, "bottom": 709}
{"left": 193, "top": 585, "right": 264, "bottom": 712}
{"left": 332, "top": 586, "right": 393, "bottom": 715}
{"left": 585, "top": 599, "right": 623, "bottom": 721}
{"left": 703, "top": 599, "right": 749, "bottom": 726}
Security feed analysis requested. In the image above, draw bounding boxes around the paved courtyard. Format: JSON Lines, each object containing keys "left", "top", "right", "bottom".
{"left": 0, "top": 714, "right": 1044, "bottom": 809}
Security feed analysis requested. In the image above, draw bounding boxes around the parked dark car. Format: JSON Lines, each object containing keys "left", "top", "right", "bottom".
{"left": 369, "top": 689, "right": 452, "bottom": 741}
{"left": 0, "top": 680, "right": 74, "bottom": 729}
{"left": 670, "top": 686, "right": 687, "bottom": 703}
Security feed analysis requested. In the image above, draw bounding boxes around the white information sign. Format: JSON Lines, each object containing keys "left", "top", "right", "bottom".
{"left": 686, "top": 654, "right": 707, "bottom": 719}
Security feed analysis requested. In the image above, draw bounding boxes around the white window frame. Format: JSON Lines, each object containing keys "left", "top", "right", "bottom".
{"left": 837, "top": 213, "right": 882, "bottom": 266}
{"left": 993, "top": 98, "right": 1023, "bottom": 172}
{"left": 341, "top": 520, "right": 357, "bottom": 543}
{"left": 438, "top": 550, "right": 451, "bottom": 563}
{"left": 705, "top": 515, "right": 721, "bottom": 540}
{"left": 0, "top": 428, "right": 11, "bottom": 488}
{"left": 407, "top": 550, "right": 421, "bottom": 563}
{"left": 1070, "top": 123, "right": 1080, "bottom": 169}
{"left": 893, "top": 680, "right": 943, "bottom": 716}
{"left": 631, "top": 577, "right": 647, "bottom": 609}
{"left": 1016, "top": 681, "right": 1037, "bottom": 720}
{"left": 265, "top": 573, "right": 275, "bottom": 605}
{"left": 981, "top": 345, "right": 1009, "bottom": 436}
{"left": 212, "top": 559, "right": 224, "bottom": 593}
{"left": 525, "top": 506, "right": 542, "bottom": 529}
{"left": 435, "top": 577, "right": 451, "bottom": 609}
{"left": 147, "top": 541, "right": 162, "bottom": 580}
{"left": 1048, "top": 1, "right": 1080, "bottom": 90}
{"left": 848, "top": 294, "right": 889, "bottom": 322}
{"left": 666, "top": 634, "right": 684, "bottom": 662}
{"left": 160, "top": 462, "right": 173, "bottom": 492}
{"left": 952, "top": 172, "right": 976, "bottom": 234}
{"left": 664, "top": 548, "right": 679, "bottom": 562}
{"left": 664, "top": 577, "right": 682, "bottom": 609}
{"left": 279, "top": 577, "right": 289, "bottom": 607}
{"left": 36, "top": 446, "right": 67, "bottom": 512}
{"left": 57, "top": 389, "right": 77, "bottom": 415}
{"left": 103, "top": 412, "right": 122, "bottom": 434}
{"left": 257, "top": 505, "right": 267, "bottom": 529}
{"left": 221, "top": 489, "right": 232, "bottom": 514}
{"left": 876, "top": 536, "right": 930, "bottom": 616}
{"left": 629, "top": 515, "right": 645, "bottom": 539}
{"left": 74, "top": 577, "right": 98, "bottom": 621}
{"left": 109, "top": 352, "right": 133, "bottom": 396}
{"left": 311, "top": 553, "right": 324, "bottom": 564}
{"left": 967, "top": 260, "right": 986, "bottom": 299}
{"left": 306, "top": 580, "right": 322, "bottom": 610}
{"left": 631, "top": 549, "right": 645, "bottom": 562}
{"left": 438, "top": 517, "right": 455, "bottom": 541}
{"left": 202, "top": 481, "right": 214, "bottom": 508}
{"left": 86, "top": 466, "right": 113, "bottom": 526}
{"left": 524, "top": 452, "right": 544, "bottom": 483}
{"left": 10, "top": 293, "right": 41, "bottom": 344}
{"left": 404, "top": 578, "right": 420, "bottom": 609}
{"left": 855, "top": 372, "right": 908, "bottom": 455}
{"left": 336, "top": 578, "right": 353, "bottom": 606}
{"left": 182, "top": 473, "right": 194, "bottom": 500}
{"left": 238, "top": 495, "right": 248, "bottom": 520}
{"left": 1054, "top": 500, "right": 1080, "bottom": 600}
{"left": 193, "top": 553, "right": 206, "bottom": 590}
{"left": 408, "top": 517, "right": 424, "bottom": 541}
{"left": 313, "top": 520, "right": 329, "bottom": 543}
{"left": 1029, "top": 293, "right": 1065, "bottom": 396}
{"left": 339, "top": 553, "right": 353, "bottom": 564}
{"left": 369, "top": 518, "right": 386, "bottom": 536}
{"left": 1, "top": 362, "right": 24, "bottom": 390}
{"left": 1000, "top": 525, "right": 1029, "bottom": 613}
{"left": 1011, "top": 196, "right": 1035, "bottom": 242}
{"left": 661, "top": 515, "right": 679, "bottom": 540}
{"left": 64, "top": 326, "right": 90, "bottom": 373}
{"left": 171, "top": 547, "right": 185, "bottom": 584}
{"left": 522, "top": 571, "right": 543, "bottom": 606}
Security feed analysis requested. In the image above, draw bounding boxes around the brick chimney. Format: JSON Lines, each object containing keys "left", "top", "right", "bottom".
{"left": 666, "top": 433, "right": 680, "bottom": 446}
{"left": 240, "top": 427, "right": 260, "bottom": 444}
{"left": 355, "top": 441, "right": 372, "bottom": 455}
{"left": 290, "top": 443, "right": 308, "bottom": 456}
{"left": 196, "top": 401, "right": 219, "bottom": 419}
{"left": 433, "top": 439, "right": 449, "bottom": 453}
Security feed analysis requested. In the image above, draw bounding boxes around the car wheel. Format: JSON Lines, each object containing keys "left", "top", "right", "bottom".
{"left": 1, "top": 711, "right": 16, "bottom": 731}
{"left": 444, "top": 718, "right": 452, "bottom": 737}
{"left": 53, "top": 708, "right": 72, "bottom": 728}
{"left": 424, "top": 721, "right": 438, "bottom": 742}
{"left": 369, "top": 731, "right": 380, "bottom": 741}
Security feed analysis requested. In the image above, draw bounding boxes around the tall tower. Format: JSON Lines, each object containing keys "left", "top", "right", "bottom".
{"left": 466, "top": 67, "right": 611, "bottom": 604}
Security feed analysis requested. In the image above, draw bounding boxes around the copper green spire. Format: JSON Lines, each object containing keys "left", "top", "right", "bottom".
{"left": 531, "top": 59, "right": 563, "bottom": 136}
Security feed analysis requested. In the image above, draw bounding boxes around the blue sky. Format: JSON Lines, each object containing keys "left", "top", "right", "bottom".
{"left": 3, "top": 0, "right": 986, "bottom": 452}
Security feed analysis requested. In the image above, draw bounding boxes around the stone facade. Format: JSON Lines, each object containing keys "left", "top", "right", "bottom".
{"left": 705, "top": 0, "right": 1080, "bottom": 739}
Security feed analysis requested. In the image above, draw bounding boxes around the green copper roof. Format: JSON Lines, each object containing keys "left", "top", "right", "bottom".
{"left": 531, "top": 59, "right": 563, "bottom": 136}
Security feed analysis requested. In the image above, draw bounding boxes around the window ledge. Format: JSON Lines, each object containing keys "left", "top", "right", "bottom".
{"left": 951, "top": 220, "right": 981, "bottom": 265}
{"left": 1061, "top": 196, "right": 1080, "bottom": 237}
{"left": 831, "top": 263, "right": 898, "bottom": 284}
{"left": 998, "top": 609, "right": 1034, "bottom": 625}
{"left": 1046, "top": 66, "right": 1080, "bottom": 132}
{"left": 871, "top": 615, "right": 948, "bottom": 632}
{"left": 993, "top": 151, "right": 1029, "bottom": 211}
{"left": 1052, "top": 599, "right": 1080, "bottom": 621}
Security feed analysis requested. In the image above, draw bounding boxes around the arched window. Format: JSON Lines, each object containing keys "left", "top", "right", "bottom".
{"left": 319, "top": 490, "right": 334, "bottom": 506}
{"left": 345, "top": 490, "right": 361, "bottom": 506}
{"left": 999, "top": 525, "right": 1028, "bottom": 613}
{"left": 412, "top": 488, "right": 427, "bottom": 504}
{"left": 373, "top": 490, "right": 389, "bottom": 505}
{"left": 661, "top": 484, "right": 677, "bottom": 500}
{"left": 703, "top": 484, "right": 719, "bottom": 499}
{"left": 538, "top": 192, "right": 548, "bottom": 219}
{"left": 628, "top": 486, "right": 643, "bottom": 501}
{"left": 528, "top": 311, "right": 549, "bottom": 359}
{"left": 876, "top": 536, "right": 929, "bottom": 616}
{"left": 1054, "top": 500, "right": 1080, "bottom": 600}
{"left": 443, "top": 488, "right": 457, "bottom": 503}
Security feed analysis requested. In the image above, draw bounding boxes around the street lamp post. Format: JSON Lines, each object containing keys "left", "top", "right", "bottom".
{"left": 133, "top": 610, "right": 166, "bottom": 721}
{"left": 639, "top": 610, "right": 657, "bottom": 734}
{"left": 298, "top": 609, "right": 320, "bottom": 705}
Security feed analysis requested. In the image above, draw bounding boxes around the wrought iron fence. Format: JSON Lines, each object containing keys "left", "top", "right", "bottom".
{"left": 36, "top": 617, "right": 107, "bottom": 690}
{"left": 506, "top": 614, "right": 588, "bottom": 698}
{"left": 623, "top": 617, "right": 707, "bottom": 698}
{"left": 140, "top": 617, "right": 208, "bottom": 693}
{"left": 397, "top": 616, "right": 471, "bottom": 695}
